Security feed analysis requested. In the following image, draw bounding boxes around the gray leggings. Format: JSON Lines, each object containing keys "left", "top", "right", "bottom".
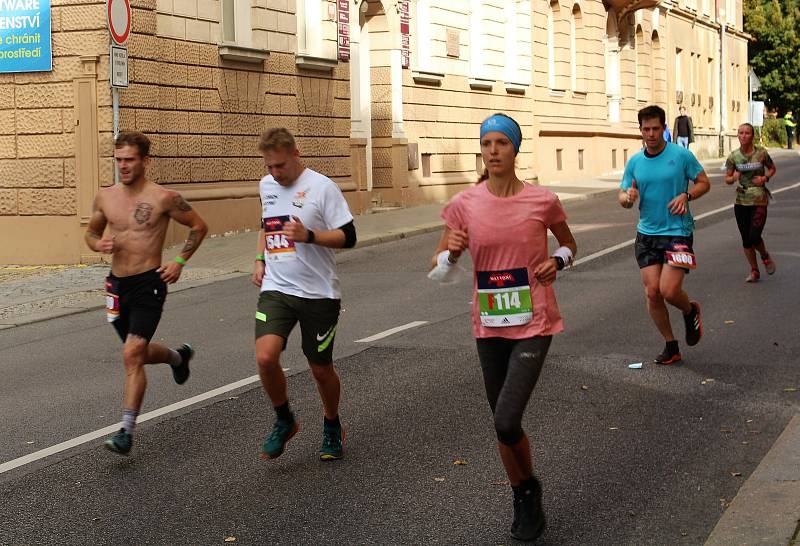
{"left": 476, "top": 336, "right": 552, "bottom": 445}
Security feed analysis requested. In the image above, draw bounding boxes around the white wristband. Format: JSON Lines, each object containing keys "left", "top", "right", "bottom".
{"left": 552, "top": 246, "right": 574, "bottom": 267}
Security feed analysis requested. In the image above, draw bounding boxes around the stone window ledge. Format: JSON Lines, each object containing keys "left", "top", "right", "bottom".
{"left": 504, "top": 82, "right": 528, "bottom": 95}
{"left": 296, "top": 55, "right": 337, "bottom": 72}
{"left": 549, "top": 88, "right": 566, "bottom": 97}
{"left": 218, "top": 43, "right": 270, "bottom": 63}
{"left": 469, "top": 78, "right": 494, "bottom": 91}
{"left": 412, "top": 70, "right": 444, "bottom": 85}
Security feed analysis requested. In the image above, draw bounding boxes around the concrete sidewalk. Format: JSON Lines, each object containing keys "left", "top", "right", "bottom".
{"left": 0, "top": 179, "right": 619, "bottom": 328}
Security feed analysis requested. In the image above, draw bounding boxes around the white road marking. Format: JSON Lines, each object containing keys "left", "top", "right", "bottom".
{"left": 0, "top": 375, "right": 261, "bottom": 475}
{"left": 5, "top": 180, "right": 800, "bottom": 475}
{"left": 354, "top": 321, "right": 429, "bottom": 343}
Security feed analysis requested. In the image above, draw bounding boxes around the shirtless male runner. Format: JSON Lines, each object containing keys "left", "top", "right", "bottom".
{"left": 84, "top": 131, "right": 208, "bottom": 455}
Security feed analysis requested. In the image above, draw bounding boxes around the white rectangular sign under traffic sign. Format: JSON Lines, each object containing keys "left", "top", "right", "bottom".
{"left": 110, "top": 44, "right": 128, "bottom": 88}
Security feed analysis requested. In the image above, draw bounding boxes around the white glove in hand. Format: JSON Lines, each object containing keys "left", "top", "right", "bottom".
{"left": 427, "top": 251, "right": 463, "bottom": 284}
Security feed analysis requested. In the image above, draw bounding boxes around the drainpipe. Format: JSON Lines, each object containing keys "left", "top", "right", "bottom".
{"left": 718, "top": 3, "right": 726, "bottom": 157}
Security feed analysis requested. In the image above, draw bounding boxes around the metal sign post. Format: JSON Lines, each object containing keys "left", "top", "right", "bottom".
{"left": 107, "top": 0, "right": 131, "bottom": 183}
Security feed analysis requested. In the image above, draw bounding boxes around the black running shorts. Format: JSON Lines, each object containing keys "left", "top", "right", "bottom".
{"left": 255, "top": 291, "right": 341, "bottom": 364}
{"left": 106, "top": 269, "right": 167, "bottom": 343}
{"left": 634, "top": 233, "right": 695, "bottom": 270}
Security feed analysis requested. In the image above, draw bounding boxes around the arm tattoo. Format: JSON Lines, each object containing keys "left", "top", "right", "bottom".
{"left": 87, "top": 231, "right": 101, "bottom": 240}
{"left": 133, "top": 202, "right": 154, "bottom": 224}
{"left": 173, "top": 195, "right": 192, "bottom": 212}
{"left": 182, "top": 230, "right": 200, "bottom": 253}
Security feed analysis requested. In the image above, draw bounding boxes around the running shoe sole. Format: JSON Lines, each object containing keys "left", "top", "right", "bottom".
{"left": 685, "top": 301, "right": 703, "bottom": 346}
{"left": 259, "top": 422, "right": 299, "bottom": 460}
{"left": 654, "top": 353, "right": 682, "bottom": 365}
{"left": 763, "top": 260, "right": 776, "bottom": 275}
{"left": 319, "top": 427, "right": 347, "bottom": 461}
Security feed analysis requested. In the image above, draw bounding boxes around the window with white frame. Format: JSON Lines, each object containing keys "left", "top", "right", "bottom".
{"left": 220, "top": 0, "right": 252, "bottom": 46}
{"left": 470, "top": 0, "right": 486, "bottom": 77}
{"left": 416, "top": 0, "right": 433, "bottom": 72}
{"left": 297, "top": 0, "right": 322, "bottom": 56}
{"left": 504, "top": 0, "right": 518, "bottom": 83}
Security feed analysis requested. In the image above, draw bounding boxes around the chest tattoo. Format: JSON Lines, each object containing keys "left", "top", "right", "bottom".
{"left": 133, "top": 202, "right": 154, "bottom": 224}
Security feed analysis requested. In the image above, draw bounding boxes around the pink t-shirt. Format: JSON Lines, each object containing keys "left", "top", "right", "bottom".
{"left": 442, "top": 183, "right": 568, "bottom": 339}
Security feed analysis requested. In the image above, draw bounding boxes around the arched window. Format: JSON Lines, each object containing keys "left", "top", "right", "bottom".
{"left": 570, "top": 4, "right": 584, "bottom": 92}
{"left": 635, "top": 25, "right": 649, "bottom": 101}
{"left": 651, "top": 30, "right": 665, "bottom": 104}
{"left": 604, "top": 10, "right": 621, "bottom": 122}
{"left": 547, "top": 0, "right": 559, "bottom": 89}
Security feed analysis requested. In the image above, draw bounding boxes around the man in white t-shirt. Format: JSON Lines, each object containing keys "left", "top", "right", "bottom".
{"left": 251, "top": 128, "right": 357, "bottom": 462}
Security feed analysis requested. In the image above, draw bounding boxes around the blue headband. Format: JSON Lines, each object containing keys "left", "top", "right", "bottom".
{"left": 480, "top": 114, "right": 522, "bottom": 153}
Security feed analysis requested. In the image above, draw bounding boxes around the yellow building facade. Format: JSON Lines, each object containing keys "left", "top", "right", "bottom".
{"left": 0, "top": 0, "right": 749, "bottom": 264}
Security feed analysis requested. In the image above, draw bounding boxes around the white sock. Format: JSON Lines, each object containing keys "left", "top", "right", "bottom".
{"left": 122, "top": 409, "right": 138, "bottom": 433}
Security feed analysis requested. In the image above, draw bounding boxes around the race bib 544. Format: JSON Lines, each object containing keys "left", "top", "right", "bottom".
{"left": 262, "top": 216, "right": 296, "bottom": 262}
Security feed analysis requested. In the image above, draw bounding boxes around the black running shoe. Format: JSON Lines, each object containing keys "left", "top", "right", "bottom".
{"left": 172, "top": 343, "right": 193, "bottom": 385}
{"left": 684, "top": 301, "right": 703, "bottom": 347}
{"left": 104, "top": 429, "right": 132, "bottom": 455}
{"left": 654, "top": 343, "right": 682, "bottom": 365}
{"left": 511, "top": 477, "right": 546, "bottom": 542}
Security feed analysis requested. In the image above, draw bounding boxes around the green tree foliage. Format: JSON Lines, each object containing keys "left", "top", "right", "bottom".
{"left": 744, "top": 0, "right": 800, "bottom": 114}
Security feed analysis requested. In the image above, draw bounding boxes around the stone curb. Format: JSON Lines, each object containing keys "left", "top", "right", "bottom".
{"left": 704, "top": 415, "right": 800, "bottom": 546}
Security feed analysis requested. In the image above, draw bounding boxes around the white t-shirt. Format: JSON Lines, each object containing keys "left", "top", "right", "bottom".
{"left": 259, "top": 168, "right": 353, "bottom": 299}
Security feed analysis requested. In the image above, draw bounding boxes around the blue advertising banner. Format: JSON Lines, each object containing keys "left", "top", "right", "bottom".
{"left": 0, "top": 0, "right": 52, "bottom": 73}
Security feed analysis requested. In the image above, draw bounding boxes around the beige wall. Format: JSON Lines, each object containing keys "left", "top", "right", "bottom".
{"left": 1, "top": 0, "right": 751, "bottom": 264}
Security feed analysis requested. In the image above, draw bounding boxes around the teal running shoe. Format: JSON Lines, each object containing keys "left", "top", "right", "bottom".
{"left": 104, "top": 429, "right": 132, "bottom": 455}
{"left": 172, "top": 343, "right": 193, "bottom": 385}
{"left": 260, "top": 419, "right": 299, "bottom": 460}
{"left": 319, "top": 422, "right": 345, "bottom": 461}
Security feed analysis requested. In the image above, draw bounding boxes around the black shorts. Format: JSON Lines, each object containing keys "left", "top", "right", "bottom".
{"left": 634, "top": 233, "right": 695, "bottom": 270}
{"left": 106, "top": 269, "right": 167, "bottom": 343}
{"left": 255, "top": 291, "right": 341, "bottom": 364}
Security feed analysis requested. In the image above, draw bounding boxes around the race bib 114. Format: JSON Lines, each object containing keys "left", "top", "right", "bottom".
{"left": 476, "top": 268, "right": 533, "bottom": 327}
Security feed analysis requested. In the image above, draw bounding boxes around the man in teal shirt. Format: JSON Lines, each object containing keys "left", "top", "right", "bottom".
{"left": 618, "top": 105, "right": 711, "bottom": 365}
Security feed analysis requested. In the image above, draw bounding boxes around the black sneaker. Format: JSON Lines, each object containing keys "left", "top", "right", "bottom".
{"left": 104, "top": 429, "right": 132, "bottom": 455}
{"left": 683, "top": 301, "right": 703, "bottom": 347}
{"left": 511, "top": 477, "right": 546, "bottom": 542}
{"left": 654, "top": 344, "right": 682, "bottom": 365}
{"left": 172, "top": 343, "right": 193, "bottom": 385}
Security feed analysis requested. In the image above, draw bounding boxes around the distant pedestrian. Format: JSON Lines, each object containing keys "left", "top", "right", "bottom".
{"left": 84, "top": 131, "right": 208, "bottom": 455}
{"left": 431, "top": 113, "right": 577, "bottom": 542}
{"left": 672, "top": 106, "right": 694, "bottom": 149}
{"left": 619, "top": 105, "right": 709, "bottom": 365}
{"left": 725, "top": 123, "right": 777, "bottom": 282}
{"left": 783, "top": 111, "right": 795, "bottom": 149}
{"left": 663, "top": 124, "right": 672, "bottom": 143}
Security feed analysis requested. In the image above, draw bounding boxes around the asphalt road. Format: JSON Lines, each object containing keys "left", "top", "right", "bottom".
{"left": 1, "top": 151, "right": 799, "bottom": 545}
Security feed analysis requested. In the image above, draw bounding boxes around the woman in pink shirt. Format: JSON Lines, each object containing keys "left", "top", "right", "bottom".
{"left": 431, "top": 113, "right": 577, "bottom": 542}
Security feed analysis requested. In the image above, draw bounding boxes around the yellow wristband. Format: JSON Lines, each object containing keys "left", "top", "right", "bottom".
{"left": 174, "top": 256, "right": 187, "bottom": 265}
